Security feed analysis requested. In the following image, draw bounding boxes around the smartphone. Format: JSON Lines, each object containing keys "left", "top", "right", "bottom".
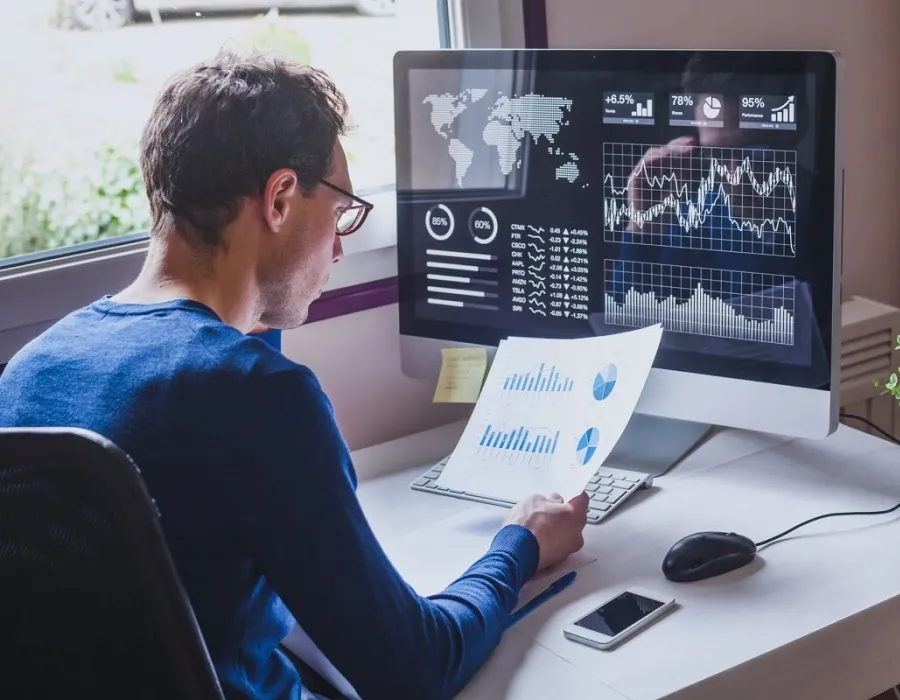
{"left": 563, "top": 588, "right": 675, "bottom": 650}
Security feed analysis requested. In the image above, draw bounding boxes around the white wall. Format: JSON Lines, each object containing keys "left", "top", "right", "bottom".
{"left": 282, "top": 303, "right": 470, "bottom": 451}
{"left": 545, "top": 0, "right": 900, "bottom": 309}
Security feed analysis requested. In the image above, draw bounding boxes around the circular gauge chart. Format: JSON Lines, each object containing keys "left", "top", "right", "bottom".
{"left": 425, "top": 204, "right": 454, "bottom": 241}
{"left": 577, "top": 427, "right": 600, "bottom": 466}
{"left": 593, "top": 363, "right": 618, "bottom": 401}
{"left": 468, "top": 206, "right": 498, "bottom": 244}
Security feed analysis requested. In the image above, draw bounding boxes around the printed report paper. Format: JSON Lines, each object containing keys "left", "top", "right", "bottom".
{"left": 435, "top": 324, "right": 663, "bottom": 502}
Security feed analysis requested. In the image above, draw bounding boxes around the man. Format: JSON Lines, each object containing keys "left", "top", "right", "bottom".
{"left": 0, "top": 51, "right": 589, "bottom": 699}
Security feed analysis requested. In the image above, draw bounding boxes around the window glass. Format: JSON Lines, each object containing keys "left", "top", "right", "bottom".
{"left": 0, "top": 1, "right": 442, "bottom": 262}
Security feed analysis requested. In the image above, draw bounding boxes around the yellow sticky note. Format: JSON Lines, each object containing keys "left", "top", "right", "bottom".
{"left": 433, "top": 347, "right": 488, "bottom": 403}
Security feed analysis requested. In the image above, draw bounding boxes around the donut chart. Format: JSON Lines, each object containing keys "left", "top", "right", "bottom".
{"left": 468, "top": 206, "right": 498, "bottom": 244}
{"left": 426, "top": 204, "right": 454, "bottom": 241}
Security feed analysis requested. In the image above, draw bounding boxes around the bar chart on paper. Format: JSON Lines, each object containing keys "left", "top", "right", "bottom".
{"left": 478, "top": 424, "right": 560, "bottom": 460}
{"left": 502, "top": 363, "right": 574, "bottom": 394}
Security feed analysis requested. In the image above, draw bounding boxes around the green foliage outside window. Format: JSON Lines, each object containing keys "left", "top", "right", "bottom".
{"left": 0, "top": 11, "right": 314, "bottom": 262}
{"left": 0, "top": 144, "right": 150, "bottom": 260}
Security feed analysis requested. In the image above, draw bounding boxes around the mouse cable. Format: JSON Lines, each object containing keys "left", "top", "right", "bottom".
{"left": 839, "top": 412, "right": 900, "bottom": 446}
{"left": 754, "top": 499, "right": 900, "bottom": 547}
{"left": 754, "top": 413, "right": 900, "bottom": 548}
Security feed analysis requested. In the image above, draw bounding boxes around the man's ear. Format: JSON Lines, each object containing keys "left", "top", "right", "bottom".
{"left": 262, "top": 169, "right": 300, "bottom": 233}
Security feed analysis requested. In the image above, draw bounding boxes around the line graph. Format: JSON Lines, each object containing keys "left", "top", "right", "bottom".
{"left": 604, "top": 260, "right": 795, "bottom": 345}
{"left": 603, "top": 143, "right": 797, "bottom": 257}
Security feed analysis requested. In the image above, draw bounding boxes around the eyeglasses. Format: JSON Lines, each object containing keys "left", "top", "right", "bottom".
{"left": 318, "top": 179, "right": 373, "bottom": 236}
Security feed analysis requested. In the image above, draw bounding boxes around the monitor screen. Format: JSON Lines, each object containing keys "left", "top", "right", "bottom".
{"left": 394, "top": 50, "right": 839, "bottom": 391}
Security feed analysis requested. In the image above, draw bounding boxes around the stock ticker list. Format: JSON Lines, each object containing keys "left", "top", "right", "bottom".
{"left": 509, "top": 224, "right": 590, "bottom": 322}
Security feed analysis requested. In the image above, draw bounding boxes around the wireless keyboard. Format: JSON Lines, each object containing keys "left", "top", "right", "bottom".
{"left": 410, "top": 455, "right": 652, "bottom": 524}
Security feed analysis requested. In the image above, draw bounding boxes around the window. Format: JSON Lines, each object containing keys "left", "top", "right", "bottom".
{"left": 0, "top": 0, "right": 525, "bottom": 362}
{"left": 0, "top": 0, "right": 440, "bottom": 262}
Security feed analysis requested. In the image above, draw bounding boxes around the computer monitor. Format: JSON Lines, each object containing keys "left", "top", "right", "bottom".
{"left": 393, "top": 49, "right": 843, "bottom": 457}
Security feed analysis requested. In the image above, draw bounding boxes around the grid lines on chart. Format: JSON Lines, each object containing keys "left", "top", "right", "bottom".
{"left": 603, "top": 142, "right": 797, "bottom": 257}
{"left": 604, "top": 260, "right": 795, "bottom": 345}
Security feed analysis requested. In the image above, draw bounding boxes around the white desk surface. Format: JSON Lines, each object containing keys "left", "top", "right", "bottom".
{"left": 352, "top": 421, "right": 900, "bottom": 700}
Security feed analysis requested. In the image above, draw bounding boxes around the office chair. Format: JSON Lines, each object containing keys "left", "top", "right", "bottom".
{"left": 0, "top": 427, "right": 224, "bottom": 700}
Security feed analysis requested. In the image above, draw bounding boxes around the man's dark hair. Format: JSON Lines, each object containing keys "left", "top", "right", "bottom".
{"left": 139, "top": 50, "right": 349, "bottom": 248}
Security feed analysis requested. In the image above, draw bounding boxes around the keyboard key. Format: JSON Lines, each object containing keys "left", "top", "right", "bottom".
{"left": 607, "top": 488, "right": 628, "bottom": 503}
{"left": 588, "top": 475, "right": 601, "bottom": 484}
{"left": 599, "top": 477, "right": 614, "bottom": 486}
{"left": 413, "top": 477, "right": 431, "bottom": 487}
{"left": 584, "top": 482, "right": 600, "bottom": 492}
{"left": 596, "top": 485, "right": 612, "bottom": 495}
{"left": 590, "top": 493, "right": 609, "bottom": 503}
{"left": 612, "top": 479, "right": 633, "bottom": 490}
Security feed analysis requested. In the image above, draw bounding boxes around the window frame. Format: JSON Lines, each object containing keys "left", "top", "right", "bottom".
{"left": 0, "top": 0, "right": 529, "bottom": 363}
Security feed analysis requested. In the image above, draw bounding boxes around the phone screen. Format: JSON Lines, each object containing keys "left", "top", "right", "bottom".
{"left": 574, "top": 591, "right": 665, "bottom": 637}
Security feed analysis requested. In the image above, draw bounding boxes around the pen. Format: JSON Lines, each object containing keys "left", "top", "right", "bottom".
{"left": 508, "top": 570, "right": 577, "bottom": 628}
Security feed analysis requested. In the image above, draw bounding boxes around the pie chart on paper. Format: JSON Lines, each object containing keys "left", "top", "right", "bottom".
{"left": 593, "top": 363, "right": 618, "bottom": 401}
{"left": 576, "top": 427, "right": 600, "bottom": 466}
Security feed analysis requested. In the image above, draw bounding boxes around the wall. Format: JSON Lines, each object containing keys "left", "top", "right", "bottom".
{"left": 545, "top": 0, "right": 900, "bottom": 308}
{"left": 282, "top": 303, "right": 470, "bottom": 451}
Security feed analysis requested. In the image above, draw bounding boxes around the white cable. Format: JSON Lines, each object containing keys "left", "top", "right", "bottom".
{"left": 891, "top": 685, "right": 900, "bottom": 700}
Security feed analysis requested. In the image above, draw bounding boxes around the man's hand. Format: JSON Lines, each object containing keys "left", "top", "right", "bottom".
{"left": 504, "top": 491, "right": 590, "bottom": 571}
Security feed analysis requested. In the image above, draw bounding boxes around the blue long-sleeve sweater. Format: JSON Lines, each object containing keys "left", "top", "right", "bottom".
{"left": 0, "top": 296, "right": 539, "bottom": 700}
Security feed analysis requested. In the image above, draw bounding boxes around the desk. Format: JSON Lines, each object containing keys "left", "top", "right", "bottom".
{"left": 352, "top": 421, "right": 900, "bottom": 700}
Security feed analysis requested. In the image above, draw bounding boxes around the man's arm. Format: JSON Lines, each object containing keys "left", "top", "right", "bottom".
{"left": 231, "top": 368, "right": 539, "bottom": 700}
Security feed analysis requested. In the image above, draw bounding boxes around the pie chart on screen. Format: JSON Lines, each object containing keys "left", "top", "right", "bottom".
{"left": 703, "top": 96, "right": 722, "bottom": 120}
{"left": 577, "top": 428, "right": 600, "bottom": 466}
{"left": 593, "top": 363, "right": 618, "bottom": 401}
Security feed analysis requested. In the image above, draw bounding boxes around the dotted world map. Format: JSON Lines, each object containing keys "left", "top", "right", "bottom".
{"left": 423, "top": 89, "right": 580, "bottom": 187}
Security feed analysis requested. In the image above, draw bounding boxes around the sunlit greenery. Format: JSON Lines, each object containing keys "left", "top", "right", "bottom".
{"left": 0, "top": 10, "right": 316, "bottom": 261}
{"left": 0, "top": 144, "right": 150, "bottom": 259}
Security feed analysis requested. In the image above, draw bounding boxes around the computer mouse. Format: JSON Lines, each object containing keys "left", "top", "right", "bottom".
{"left": 662, "top": 531, "right": 758, "bottom": 582}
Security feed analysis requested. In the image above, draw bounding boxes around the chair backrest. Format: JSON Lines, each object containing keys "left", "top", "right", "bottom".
{"left": 0, "top": 427, "right": 224, "bottom": 700}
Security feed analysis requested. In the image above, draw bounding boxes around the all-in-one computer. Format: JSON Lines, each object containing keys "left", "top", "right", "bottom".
{"left": 393, "top": 49, "right": 842, "bottom": 524}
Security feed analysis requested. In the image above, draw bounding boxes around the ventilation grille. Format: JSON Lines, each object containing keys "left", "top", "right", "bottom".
{"left": 841, "top": 328, "right": 895, "bottom": 392}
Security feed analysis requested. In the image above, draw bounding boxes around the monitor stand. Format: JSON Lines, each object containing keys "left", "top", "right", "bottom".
{"left": 602, "top": 414, "right": 714, "bottom": 480}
